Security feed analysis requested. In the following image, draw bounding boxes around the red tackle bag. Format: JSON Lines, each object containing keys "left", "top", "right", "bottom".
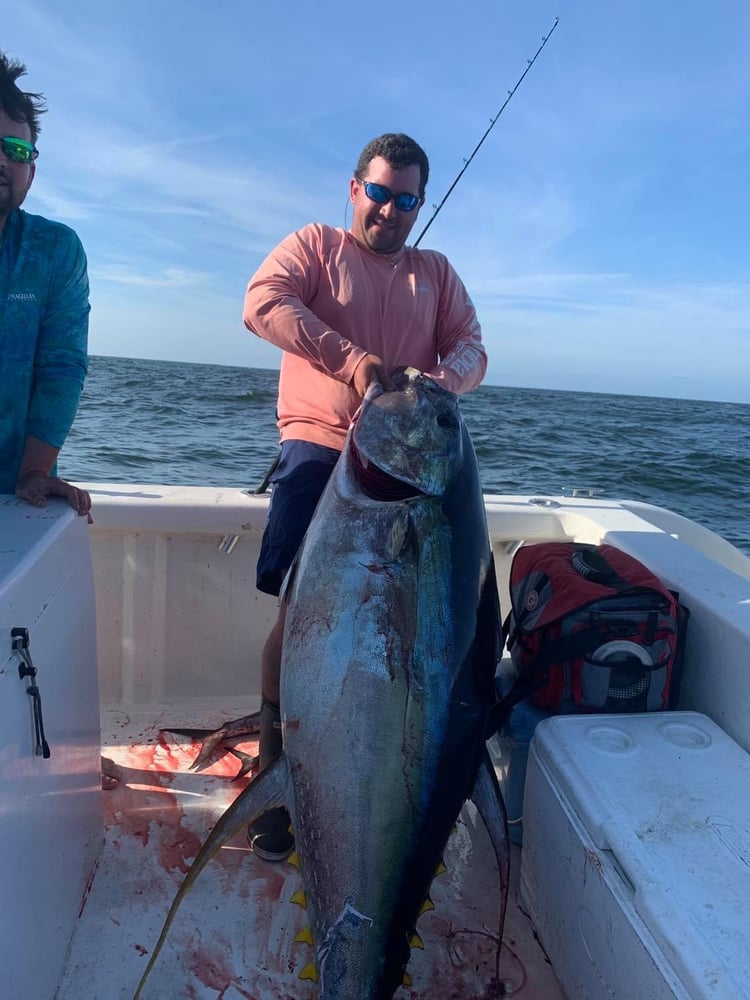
{"left": 500, "top": 542, "right": 689, "bottom": 718}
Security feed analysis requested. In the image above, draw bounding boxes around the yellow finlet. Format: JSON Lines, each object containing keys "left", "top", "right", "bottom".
{"left": 291, "top": 888, "right": 308, "bottom": 908}
{"left": 288, "top": 851, "right": 300, "bottom": 868}
{"left": 295, "top": 926, "right": 314, "bottom": 945}
{"left": 435, "top": 858, "right": 448, "bottom": 875}
{"left": 419, "top": 896, "right": 435, "bottom": 915}
{"left": 299, "top": 963, "right": 319, "bottom": 982}
{"left": 402, "top": 972, "right": 413, "bottom": 987}
{"left": 409, "top": 930, "right": 424, "bottom": 950}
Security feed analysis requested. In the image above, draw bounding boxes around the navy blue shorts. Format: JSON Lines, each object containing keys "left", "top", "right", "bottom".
{"left": 256, "top": 440, "right": 341, "bottom": 596}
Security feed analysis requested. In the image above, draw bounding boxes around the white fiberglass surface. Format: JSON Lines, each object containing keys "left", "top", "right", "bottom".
{"left": 56, "top": 705, "right": 563, "bottom": 1000}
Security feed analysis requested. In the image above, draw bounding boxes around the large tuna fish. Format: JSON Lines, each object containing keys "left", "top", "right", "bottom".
{"left": 133, "top": 370, "right": 509, "bottom": 1000}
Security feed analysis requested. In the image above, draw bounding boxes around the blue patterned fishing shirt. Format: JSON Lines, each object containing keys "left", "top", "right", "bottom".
{"left": 0, "top": 207, "right": 89, "bottom": 494}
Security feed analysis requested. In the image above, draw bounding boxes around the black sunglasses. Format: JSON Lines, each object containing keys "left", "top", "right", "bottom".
{"left": 1, "top": 136, "right": 39, "bottom": 164}
{"left": 362, "top": 181, "right": 420, "bottom": 213}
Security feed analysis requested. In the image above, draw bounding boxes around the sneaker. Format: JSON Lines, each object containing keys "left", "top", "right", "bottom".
{"left": 248, "top": 807, "right": 295, "bottom": 862}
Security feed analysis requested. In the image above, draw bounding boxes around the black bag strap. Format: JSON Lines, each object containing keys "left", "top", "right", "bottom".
{"left": 668, "top": 593, "right": 690, "bottom": 708}
{"left": 521, "top": 629, "right": 607, "bottom": 676}
{"left": 501, "top": 610, "right": 513, "bottom": 647}
{"left": 485, "top": 678, "right": 539, "bottom": 739}
{"left": 571, "top": 544, "right": 631, "bottom": 591}
{"left": 486, "top": 629, "right": 607, "bottom": 738}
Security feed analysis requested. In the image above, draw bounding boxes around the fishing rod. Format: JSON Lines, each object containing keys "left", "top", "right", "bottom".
{"left": 412, "top": 16, "right": 560, "bottom": 248}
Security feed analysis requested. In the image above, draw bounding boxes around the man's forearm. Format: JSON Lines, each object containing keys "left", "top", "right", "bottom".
{"left": 18, "top": 436, "right": 61, "bottom": 477}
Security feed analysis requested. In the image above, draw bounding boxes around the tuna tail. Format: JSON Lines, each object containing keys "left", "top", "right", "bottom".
{"left": 160, "top": 710, "right": 261, "bottom": 773}
{"left": 132, "top": 753, "right": 289, "bottom": 1000}
{"left": 226, "top": 746, "right": 260, "bottom": 780}
{"left": 470, "top": 750, "right": 511, "bottom": 998}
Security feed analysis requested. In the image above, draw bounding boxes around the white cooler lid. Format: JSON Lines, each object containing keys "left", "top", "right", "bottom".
{"left": 532, "top": 711, "right": 750, "bottom": 994}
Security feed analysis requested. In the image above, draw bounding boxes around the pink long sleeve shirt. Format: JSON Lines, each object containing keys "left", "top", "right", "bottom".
{"left": 243, "top": 223, "right": 487, "bottom": 451}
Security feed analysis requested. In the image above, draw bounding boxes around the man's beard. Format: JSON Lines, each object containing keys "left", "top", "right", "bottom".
{"left": 0, "top": 174, "right": 25, "bottom": 218}
{"left": 364, "top": 219, "right": 404, "bottom": 256}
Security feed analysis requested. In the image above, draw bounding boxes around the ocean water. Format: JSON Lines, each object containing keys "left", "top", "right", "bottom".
{"left": 62, "top": 356, "right": 750, "bottom": 556}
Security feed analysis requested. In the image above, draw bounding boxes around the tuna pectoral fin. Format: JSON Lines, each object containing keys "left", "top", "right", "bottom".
{"left": 132, "top": 754, "right": 289, "bottom": 1000}
{"left": 470, "top": 748, "right": 511, "bottom": 977}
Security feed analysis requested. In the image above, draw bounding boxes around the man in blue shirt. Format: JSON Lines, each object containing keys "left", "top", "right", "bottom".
{"left": 0, "top": 51, "right": 91, "bottom": 519}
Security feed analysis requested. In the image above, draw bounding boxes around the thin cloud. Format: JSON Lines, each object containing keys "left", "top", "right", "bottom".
{"left": 91, "top": 266, "right": 210, "bottom": 288}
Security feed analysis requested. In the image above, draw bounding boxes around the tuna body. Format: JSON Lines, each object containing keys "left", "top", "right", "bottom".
{"left": 281, "top": 373, "right": 500, "bottom": 999}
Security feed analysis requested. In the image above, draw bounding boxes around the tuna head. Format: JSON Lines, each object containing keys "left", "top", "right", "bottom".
{"left": 350, "top": 370, "right": 464, "bottom": 498}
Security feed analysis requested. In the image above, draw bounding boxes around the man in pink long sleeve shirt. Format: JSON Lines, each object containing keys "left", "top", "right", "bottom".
{"left": 242, "top": 132, "right": 487, "bottom": 860}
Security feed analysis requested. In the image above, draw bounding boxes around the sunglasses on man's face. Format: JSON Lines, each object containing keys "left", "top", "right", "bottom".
{"left": 1, "top": 137, "right": 39, "bottom": 164}
{"left": 362, "top": 181, "right": 420, "bottom": 213}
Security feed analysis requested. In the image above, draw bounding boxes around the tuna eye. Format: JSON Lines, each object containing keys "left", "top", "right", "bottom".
{"left": 437, "top": 412, "right": 458, "bottom": 429}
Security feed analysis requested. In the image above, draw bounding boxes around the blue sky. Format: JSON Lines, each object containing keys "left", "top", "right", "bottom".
{"left": 5, "top": 1, "right": 750, "bottom": 403}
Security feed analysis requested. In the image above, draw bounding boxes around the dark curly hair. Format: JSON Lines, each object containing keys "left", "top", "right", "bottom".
{"left": 0, "top": 52, "right": 46, "bottom": 143}
{"left": 354, "top": 133, "right": 429, "bottom": 198}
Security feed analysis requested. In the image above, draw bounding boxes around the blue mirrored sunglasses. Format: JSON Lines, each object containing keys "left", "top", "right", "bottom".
{"left": 363, "top": 181, "right": 420, "bottom": 213}
{"left": 1, "top": 136, "right": 39, "bottom": 163}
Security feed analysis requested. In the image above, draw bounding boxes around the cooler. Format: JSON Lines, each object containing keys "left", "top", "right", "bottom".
{"left": 0, "top": 498, "right": 102, "bottom": 1000}
{"left": 520, "top": 711, "right": 750, "bottom": 1000}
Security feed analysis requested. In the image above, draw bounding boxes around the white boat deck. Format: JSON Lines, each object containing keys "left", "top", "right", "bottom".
{"left": 56, "top": 701, "right": 563, "bottom": 1000}
{"left": 9, "top": 486, "right": 748, "bottom": 1000}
